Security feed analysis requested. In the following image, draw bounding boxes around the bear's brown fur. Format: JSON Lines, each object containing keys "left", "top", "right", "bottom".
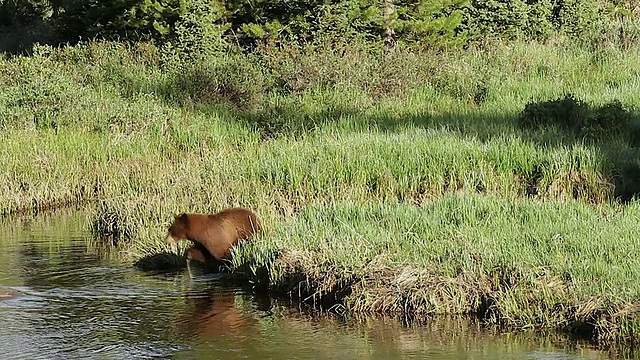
{"left": 184, "top": 245, "right": 209, "bottom": 264}
{"left": 166, "top": 207, "right": 261, "bottom": 274}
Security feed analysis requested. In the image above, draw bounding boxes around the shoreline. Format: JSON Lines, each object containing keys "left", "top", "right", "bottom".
{"left": 224, "top": 198, "right": 640, "bottom": 349}
{"left": 3, "top": 168, "right": 640, "bottom": 350}
{"left": 1, "top": 38, "right": 640, "bottom": 351}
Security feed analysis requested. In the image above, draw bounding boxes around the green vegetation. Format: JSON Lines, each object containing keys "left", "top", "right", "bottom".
{"left": 2, "top": 0, "right": 640, "bottom": 350}
{"left": 1, "top": 0, "right": 628, "bottom": 53}
{"left": 234, "top": 198, "right": 640, "bottom": 346}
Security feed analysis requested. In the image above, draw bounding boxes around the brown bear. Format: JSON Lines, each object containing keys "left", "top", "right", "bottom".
{"left": 166, "top": 207, "right": 261, "bottom": 277}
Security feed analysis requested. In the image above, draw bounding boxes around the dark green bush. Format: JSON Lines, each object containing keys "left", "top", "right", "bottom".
{"left": 53, "top": 0, "right": 187, "bottom": 41}
{"left": 462, "top": 0, "right": 598, "bottom": 41}
{"left": 519, "top": 95, "right": 589, "bottom": 130}
{"left": 1, "top": 0, "right": 228, "bottom": 51}
{"left": 227, "top": 0, "right": 468, "bottom": 49}
{"left": 551, "top": 0, "right": 598, "bottom": 36}
{"left": 1, "top": 0, "right": 468, "bottom": 49}
{"left": 519, "top": 95, "right": 638, "bottom": 141}
{"left": 585, "top": 18, "right": 640, "bottom": 50}
{"left": 0, "top": 0, "right": 49, "bottom": 27}
{"left": 163, "top": 52, "right": 272, "bottom": 109}
{"left": 0, "top": 0, "right": 628, "bottom": 52}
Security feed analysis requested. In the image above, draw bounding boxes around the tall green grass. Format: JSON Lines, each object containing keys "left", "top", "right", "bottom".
{"left": 2, "top": 37, "right": 640, "bottom": 347}
{"left": 232, "top": 196, "right": 640, "bottom": 343}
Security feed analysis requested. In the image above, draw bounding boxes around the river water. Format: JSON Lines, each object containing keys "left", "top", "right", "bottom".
{"left": 0, "top": 211, "right": 618, "bottom": 359}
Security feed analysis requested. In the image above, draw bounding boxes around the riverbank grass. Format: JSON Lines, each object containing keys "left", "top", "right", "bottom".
{"left": 1, "top": 37, "right": 640, "bottom": 348}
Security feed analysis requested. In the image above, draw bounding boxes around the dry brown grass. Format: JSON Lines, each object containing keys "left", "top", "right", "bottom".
{"left": 246, "top": 248, "right": 640, "bottom": 348}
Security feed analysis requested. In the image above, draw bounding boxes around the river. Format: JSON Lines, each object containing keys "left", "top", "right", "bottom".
{"left": 0, "top": 210, "right": 615, "bottom": 359}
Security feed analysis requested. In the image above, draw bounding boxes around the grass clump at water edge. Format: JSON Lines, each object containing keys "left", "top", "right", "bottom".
{"left": 230, "top": 196, "right": 640, "bottom": 347}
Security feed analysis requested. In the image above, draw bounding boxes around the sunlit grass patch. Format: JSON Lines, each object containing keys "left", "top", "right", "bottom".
{"left": 232, "top": 196, "right": 640, "bottom": 345}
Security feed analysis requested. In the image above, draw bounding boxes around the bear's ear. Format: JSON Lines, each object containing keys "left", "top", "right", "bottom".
{"left": 177, "top": 213, "right": 188, "bottom": 222}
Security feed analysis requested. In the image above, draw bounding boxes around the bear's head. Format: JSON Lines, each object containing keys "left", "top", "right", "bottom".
{"left": 166, "top": 213, "right": 189, "bottom": 242}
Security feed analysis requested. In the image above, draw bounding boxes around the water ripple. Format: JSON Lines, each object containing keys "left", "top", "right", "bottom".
{"left": 0, "top": 212, "right": 615, "bottom": 360}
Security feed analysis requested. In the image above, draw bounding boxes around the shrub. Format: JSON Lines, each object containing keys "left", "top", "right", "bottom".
{"left": 519, "top": 95, "right": 638, "bottom": 141}
{"left": 462, "top": 0, "right": 598, "bottom": 41}
{"left": 227, "top": 0, "right": 468, "bottom": 49}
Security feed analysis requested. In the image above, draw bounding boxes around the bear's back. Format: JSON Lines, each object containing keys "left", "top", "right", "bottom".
{"left": 211, "top": 207, "right": 261, "bottom": 237}
{"left": 198, "top": 207, "right": 261, "bottom": 260}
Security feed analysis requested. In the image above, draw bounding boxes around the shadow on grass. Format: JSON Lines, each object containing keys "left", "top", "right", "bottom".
{"left": 238, "top": 95, "right": 640, "bottom": 202}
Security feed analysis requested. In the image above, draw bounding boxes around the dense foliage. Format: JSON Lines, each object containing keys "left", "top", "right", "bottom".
{"left": 2, "top": 0, "right": 633, "bottom": 51}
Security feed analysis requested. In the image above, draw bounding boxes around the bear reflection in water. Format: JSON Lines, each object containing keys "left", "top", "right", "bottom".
{"left": 166, "top": 207, "right": 262, "bottom": 277}
{"left": 177, "top": 288, "right": 272, "bottom": 340}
